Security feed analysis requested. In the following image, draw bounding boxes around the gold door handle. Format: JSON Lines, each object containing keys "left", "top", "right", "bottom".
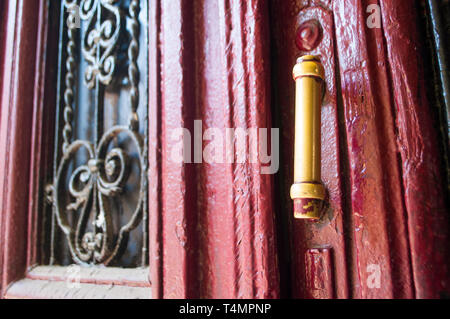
{"left": 290, "top": 55, "right": 326, "bottom": 220}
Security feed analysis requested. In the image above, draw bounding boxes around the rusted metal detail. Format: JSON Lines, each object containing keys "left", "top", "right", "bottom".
{"left": 49, "top": 0, "right": 148, "bottom": 267}
{"left": 293, "top": 198, "right": 324, "bottom": 220}
{"left": 5, "top": 278, "right": 151, "bottom": 299}
{"left": 304, "top": 248, "right": 334, "bottom": 299}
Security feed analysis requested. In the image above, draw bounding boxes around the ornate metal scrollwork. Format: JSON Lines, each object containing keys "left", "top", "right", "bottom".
{"left": 48, "top": 0, "right": 147, "bottom": 266}
{"left": 54, "top": 127, "right": 145, "bottom": 265}
{"left": 80, "top": 0, "right": 122, "bottom": 89}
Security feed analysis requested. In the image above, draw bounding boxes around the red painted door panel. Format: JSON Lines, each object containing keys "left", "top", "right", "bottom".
{"left": 0, "top": 0, "right": 449, "bottom": 299}
{"left": 270, "top": 0, "right": 450, "bottom": 299}
{"left": 150, "top": 0, "right": 279, "bottom": 298}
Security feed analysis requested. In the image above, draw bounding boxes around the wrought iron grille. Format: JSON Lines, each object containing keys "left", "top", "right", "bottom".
{"left": 46, "top": 0, "right": 148, "bottom": 267}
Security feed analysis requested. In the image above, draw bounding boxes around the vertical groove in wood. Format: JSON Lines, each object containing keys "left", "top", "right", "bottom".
{"left": 159, "top": 0, "right": 198, "bottom": 299}
{"left": 27, "top": 0, "right": 51, "bottom": 269}
{"left": 333, "top": 0, "right": 413, "bottom": 298}
{"left": 0, "top": 0, "right": 17, "bottom": 297}
{"left": 148, "top": 0, "right": 162, "bottom": 300}
{"left": 158, "top": 0, "right": 279, "bottom": 298}
{"left": 380, "top": 0, "right": 450, "bottom": 298}
{"left": 360, "top": 0, "right": 414, "bottom": 298}
{"left": 0, "top": 0, "right": 42, "bottom": 296}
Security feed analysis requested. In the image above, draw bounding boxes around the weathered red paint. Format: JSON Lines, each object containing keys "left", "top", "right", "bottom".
{"left": 0, "top": 0, "right": 448, "bottom": 299}
{"left": 271, "top": 0, "right": 449, "bottom": 299}
{"left": 380, "top": 0, "right": 450, "bottom": 298}
{"left": 304, "top": 248, "right": 334, "bottom": 298}
{"left": 0, "top": 0, "right": 41, "bottom": 296}
{"left": 333, "top": 0, "right": 414, "bottom": 298}
{"left": 271, "top": 1, "right": 349, "bottom": 299}
{"left": 157, "top": 0, "right": 199, "bottom": 298}
{"left": 153, "top": 0, "right": 279, "bottom": 298}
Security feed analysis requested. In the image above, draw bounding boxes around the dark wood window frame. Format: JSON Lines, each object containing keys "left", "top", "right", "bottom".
{"left": 0, "top": 0, "right": 162, "bottom": 299}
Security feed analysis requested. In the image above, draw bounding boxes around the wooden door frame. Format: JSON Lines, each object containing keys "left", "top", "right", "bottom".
{"left": 0, "top": 0, "right": 43, "bottom": 297}
{"left": 0, "top": 0, "right": 280, "bottom": 299}
{"left": 0, "top": 0, "right": 156, "bottom": 298}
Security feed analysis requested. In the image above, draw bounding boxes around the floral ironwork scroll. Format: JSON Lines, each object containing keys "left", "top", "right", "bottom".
{"left": 47, "top": 0, "right": 148, "bottom": 267}
{"left": 80, "top": 0, "right": 121, "bottom": 89}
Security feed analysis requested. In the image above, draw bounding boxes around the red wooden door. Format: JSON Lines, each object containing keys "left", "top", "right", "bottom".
{"left": 0, "top": 0, "right": 449, "bottom": 299}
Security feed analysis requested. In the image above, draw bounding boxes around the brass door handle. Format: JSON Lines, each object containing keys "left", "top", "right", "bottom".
{"left": 290, "top": 55, "right": 326, "bottom": 220}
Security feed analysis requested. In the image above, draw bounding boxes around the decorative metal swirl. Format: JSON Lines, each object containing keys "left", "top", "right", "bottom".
{"left": 48, "top": 0, "right": 147, "bottom": 266}
{"left": 80, "top": 0, "right": 121, "bottom": 89}
{"left": 54, "top": 127, "right": 145, "bottom": 265}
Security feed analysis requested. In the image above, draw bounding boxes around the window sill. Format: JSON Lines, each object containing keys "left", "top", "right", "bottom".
{"left": 4, "top": 266, "right": 152, "bottom": 299}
